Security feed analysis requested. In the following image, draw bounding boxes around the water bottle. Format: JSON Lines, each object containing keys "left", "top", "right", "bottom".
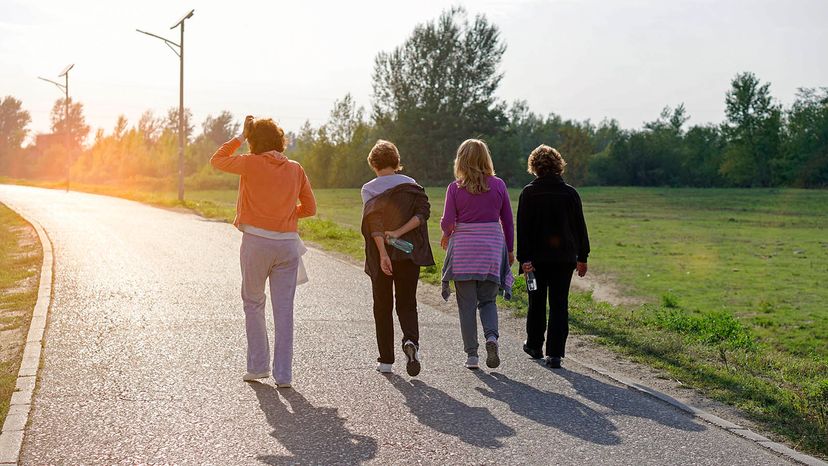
{"left": 526, "top": 271, "right": 537, "bottom": 291}
{"left": 387, "top": 237, "right": 414, "bottom": 254}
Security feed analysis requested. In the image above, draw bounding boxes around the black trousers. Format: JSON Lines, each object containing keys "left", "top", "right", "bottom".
{"left": 525, "top": 262, "right": 575, "bottom": 358}
{"left": 370, "top": 259, "right": 420, "bottom": 364}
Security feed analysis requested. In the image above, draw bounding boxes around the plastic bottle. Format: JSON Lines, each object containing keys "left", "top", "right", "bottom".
{"left": 387, "top": 237, "right": 414, "bottom": 254}
{"left": 526, "top": 271, "right": 537, "bottom": 291}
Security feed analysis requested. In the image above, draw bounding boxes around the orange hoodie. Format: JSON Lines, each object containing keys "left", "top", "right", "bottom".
{"left": 210, "top": 137, "right": 316, "bottom": 232}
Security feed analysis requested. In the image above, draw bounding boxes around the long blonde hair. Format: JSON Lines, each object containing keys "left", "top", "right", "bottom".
{"left": 454, "top": 139, "right": 495, "bottom": 194}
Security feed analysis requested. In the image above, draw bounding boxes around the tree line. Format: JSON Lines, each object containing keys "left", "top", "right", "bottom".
{"left": 1, "top": 7, "right": 826, "bottom": 189}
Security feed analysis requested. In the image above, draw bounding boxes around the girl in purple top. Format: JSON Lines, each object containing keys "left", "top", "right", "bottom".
{"left": 440, "top": 139, "right": 515, "bottom": 370}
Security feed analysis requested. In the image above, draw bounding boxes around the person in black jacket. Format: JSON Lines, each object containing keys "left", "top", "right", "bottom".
{"left": 516, "top": 145, "right": 590, "bottom": 369}
{"left": 360, "top": 140, "right": 435, "bottom": 377}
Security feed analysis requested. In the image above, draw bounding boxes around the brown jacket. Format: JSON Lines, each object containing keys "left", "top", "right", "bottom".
{"left": 361, "top": 183, "right": 435, "bottom": 278}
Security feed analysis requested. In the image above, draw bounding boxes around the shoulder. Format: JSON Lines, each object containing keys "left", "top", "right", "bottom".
{"left": 491, "top": 176, "right": 508, "bottom": 190}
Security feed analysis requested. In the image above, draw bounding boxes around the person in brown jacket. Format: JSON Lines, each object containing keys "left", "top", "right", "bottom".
{"left": 360, "top": 140, "right": 435, "bottom": 377}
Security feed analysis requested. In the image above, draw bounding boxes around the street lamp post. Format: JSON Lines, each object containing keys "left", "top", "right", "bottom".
{"left": 137, "top": 9, "right": 194, "bottom": 202}
{"left": 38, "top": 64, "right": 74, "bottom": 192}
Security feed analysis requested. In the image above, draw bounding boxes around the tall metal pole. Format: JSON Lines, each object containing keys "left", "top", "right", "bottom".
{"left": 64, "top": 72, "right": 70, "bottom": 192}
{"left": 177, "top": 21, "right": 185, "bottom": 201}
{"left": 137, "top": 9, "right": 193, "bottom": 201}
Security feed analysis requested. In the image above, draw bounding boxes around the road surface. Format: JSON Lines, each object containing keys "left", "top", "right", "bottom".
{"left": 0, "top": 185, "right": 792, "bottom": 465}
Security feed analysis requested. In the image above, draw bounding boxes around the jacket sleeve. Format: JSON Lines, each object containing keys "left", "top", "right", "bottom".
{"left": 516, "top": 189, "right": 533, "bottom": 264}
{"left": 572, "top": 190, "right": 590, "bottom": 263}
{"left": 414, "top": 190, "right": 431, "bottom": 224}
{"left": 209, "top": 137, "right": 247, "bottom": 175}
{"left": 440, "top": 183, "right": 456, "bottom": 236}
{"left": 499, "top": 180, "right": 515, "bottom": 253}
{"left": 296, "top": 168, "right": 317, "bottom": 218}
{"left": 365, "top": 199, "right": 385, "bottom": 238}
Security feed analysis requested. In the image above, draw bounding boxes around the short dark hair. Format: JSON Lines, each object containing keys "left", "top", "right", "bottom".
{"left": 528, "top": 145, "right": 566, "bottom": 177}
{"left": 367, "top": 140, "right": 402, "bottom": 171}
{"left": 248, "top": 118, "right": 286, "bottom": 154}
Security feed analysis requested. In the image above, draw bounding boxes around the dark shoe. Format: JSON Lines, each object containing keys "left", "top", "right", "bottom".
{"left": 545, "top": 356, "right": 562, "bottom": 369}
{"left": 485, "top": 339, "right": 500, "bottom": 368}
{"left": 523, "top": 342, "right": 543, "bottom": 359}
{"left": 403, "top": 340, "right": 421, "bottom": 377}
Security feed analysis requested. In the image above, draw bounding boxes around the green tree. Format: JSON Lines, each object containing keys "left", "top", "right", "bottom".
{"left": 779, "top": 88, "right": 828, "bottom": 187}
{"left": 720, "top": 72, "right": 782, "bottom": 187}
{"left": 371, "top": 7, "right": 507, "bottom": 184}
{"left": 0, "top": 96, "right": 31, "bottom": 174}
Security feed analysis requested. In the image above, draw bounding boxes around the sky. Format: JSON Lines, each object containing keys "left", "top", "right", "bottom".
{"left": 1, "top": 0, "right": 827, "bottom": 144}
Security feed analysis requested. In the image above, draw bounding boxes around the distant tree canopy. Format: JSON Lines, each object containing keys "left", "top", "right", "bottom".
{"left": 2, "top": 9, "right": 827, "bottom": 189}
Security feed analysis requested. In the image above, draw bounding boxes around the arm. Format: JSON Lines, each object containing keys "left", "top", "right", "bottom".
{"left": 440, "top": 183, "right": 456, "bottom": 237}
{"left": 389, "top": 190, "right": 429, "bottom": 238}
{"left": 209, "top": 136, "right": 247, "bottom": 175}
{"left": 296, "top": 169, "right": 317, "bottom": 218}
{"left": 372, "top": 234, "right": 393, "bottom": 275}
{"left": 498, "top": 180, "right": 515, "bottom": 253}
{"left": 387, "top": 216, "right": 420, "bottom": 239}
{"left": 516, "top": 189, "right": 533, "bottom": 270}
{"left": 572, "top": 190, "right": 590, "bottom": 264}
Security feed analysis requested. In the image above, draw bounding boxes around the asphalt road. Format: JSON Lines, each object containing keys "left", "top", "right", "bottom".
{"left": 0, "top": 185, "right": 791, "bottom": 465}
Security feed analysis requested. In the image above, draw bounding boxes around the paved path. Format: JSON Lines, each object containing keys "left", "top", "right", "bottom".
{"left": 0, "top": 185, "right": 792, "bottom": 465}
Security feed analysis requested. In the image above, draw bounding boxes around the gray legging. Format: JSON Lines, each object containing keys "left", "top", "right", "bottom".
{"left": 454, "top": 280, "right": 500, "bottom": 357}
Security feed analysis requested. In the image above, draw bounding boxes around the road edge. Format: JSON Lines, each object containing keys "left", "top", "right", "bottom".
{"left": 0, "top": 208, "right": 54, "bottom": 465}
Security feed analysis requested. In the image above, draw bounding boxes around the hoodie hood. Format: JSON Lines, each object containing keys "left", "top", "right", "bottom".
{"left": 257, "top": 150, "right": 289, "bottom": 165}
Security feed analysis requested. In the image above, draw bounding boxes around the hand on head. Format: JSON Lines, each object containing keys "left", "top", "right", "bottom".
{"left": 243, "top": 115, "right": 255, "bottom": 139}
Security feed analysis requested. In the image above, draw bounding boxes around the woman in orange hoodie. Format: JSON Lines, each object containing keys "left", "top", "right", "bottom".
{"left": 211, "top": 116, "right": 316, "bottom": 388}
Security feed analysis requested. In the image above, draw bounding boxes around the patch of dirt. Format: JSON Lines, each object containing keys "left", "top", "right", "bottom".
{"left": 571, "top": 270, "right": 646, "bottom": 306}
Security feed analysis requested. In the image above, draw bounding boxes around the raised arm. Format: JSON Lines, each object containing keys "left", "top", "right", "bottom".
{"left": 209, "top": 137, "right": 247, "bottom": 175}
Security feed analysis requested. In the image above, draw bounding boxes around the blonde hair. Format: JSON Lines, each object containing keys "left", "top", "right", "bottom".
{"left": 527, "top": 144, "right": 566, "bottom": 177}
{"left": 454, "top": 139, "right": 495, "bottom": 195}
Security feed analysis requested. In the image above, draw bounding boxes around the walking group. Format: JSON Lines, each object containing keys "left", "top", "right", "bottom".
{"left": 211, "top": 116, "right": 590, "bottom": 387}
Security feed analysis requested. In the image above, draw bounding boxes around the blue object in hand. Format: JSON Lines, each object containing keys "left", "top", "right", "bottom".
{"left": 387, "top": 237, "right": 414, "bottom": 254}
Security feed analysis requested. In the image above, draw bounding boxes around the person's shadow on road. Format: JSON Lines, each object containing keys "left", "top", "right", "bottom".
{"left": 553, "top": 368, "right": 706, "bottom": 432}
{"left": 389, "top": 375, "right": 516, "bottom": 448}
{"left": 473, "top": 371, "right": 621, "bottom": 445}
{"left": 251, "top": 383, "right": 378, "bottom": 465}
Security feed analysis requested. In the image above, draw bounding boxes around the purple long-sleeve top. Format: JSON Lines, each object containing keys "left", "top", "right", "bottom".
{"left": 440, "top": 176, "right": 514, "bottom": 252}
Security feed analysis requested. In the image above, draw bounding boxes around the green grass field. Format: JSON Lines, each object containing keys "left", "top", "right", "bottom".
{"left": 0, "top": 202, "right": 42, "bottom": 426}
{"left": 3, "top": 178, "right": 826, "bottom": 456}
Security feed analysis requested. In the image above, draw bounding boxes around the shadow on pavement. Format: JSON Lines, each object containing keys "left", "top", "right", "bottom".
{"left": 389, "top": 375, "right": 516, "bottom": 448}
{"left": 473, "top": 371, "right": 621, "bottom": 445}
{"left": 251, "top": 383, "right": 378, "bottom": 465}
{"left": 554, "top": 367, "right": 706, "bottom": 432}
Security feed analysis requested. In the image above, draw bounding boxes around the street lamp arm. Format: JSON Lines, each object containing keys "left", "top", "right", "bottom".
{"left": 38, "top": 76, "right": 66, "bottom": 91}
{"left": 136, "top": 29, "right": 181, "bottom": 49}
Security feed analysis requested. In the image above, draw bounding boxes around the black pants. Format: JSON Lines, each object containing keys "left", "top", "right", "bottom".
{"left": 370, "top": 259, "right": 420, "bottom": 364}
{"left": 525, "top": 263, "right": 575, "bottom": 358}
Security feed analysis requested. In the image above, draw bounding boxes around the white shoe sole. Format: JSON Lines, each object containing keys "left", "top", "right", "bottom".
{"left": 243, "top": 372, "right": 271, "bottom": 381}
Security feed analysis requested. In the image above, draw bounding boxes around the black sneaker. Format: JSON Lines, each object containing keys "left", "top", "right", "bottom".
{"left": 485, "top": 339, "right": 500, "bottom": 368}
{"left": 523, "top": 342, "right": 543, "bottom": 359}
{"left": 403, "top": 340, "right": 421, "bottom": 377}
{"left": 545, "top": 356, "right": 562, "bottom": 369}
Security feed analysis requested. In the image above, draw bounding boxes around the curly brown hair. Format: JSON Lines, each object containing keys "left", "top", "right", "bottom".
{"left": 246, "top": 118, "right": 286, "bottom": 154}
{"left": 528, "top": 145, "right": 566, "bottom": 177}
{"left": 367, "top": 140, "right": 402, "bottom": 171}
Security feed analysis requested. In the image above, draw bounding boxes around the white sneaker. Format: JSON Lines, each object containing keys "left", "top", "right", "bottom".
{"left": 464, "top": 356, "right": 480, "bottom": 369}
{"left": 243, "top": 371, "right": 270, "bottom": 381}
{"left": 376, "top": 362, "right": 393, "bottom": 373}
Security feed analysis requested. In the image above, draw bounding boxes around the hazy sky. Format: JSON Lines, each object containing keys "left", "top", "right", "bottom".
{"left": 2, "top": 0, "right": 826, "bottom": 143}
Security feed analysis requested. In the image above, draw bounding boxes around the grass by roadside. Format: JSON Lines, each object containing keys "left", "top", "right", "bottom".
{"left": 0, "top": 202, "right": 43, "bottom": 426}
{"left": 2, "top": 177, "right": 826, "bottom": 457}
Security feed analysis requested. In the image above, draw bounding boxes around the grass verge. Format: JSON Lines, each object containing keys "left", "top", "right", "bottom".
{"left": 0, "top": 202, "right": 43, "bottom": 426}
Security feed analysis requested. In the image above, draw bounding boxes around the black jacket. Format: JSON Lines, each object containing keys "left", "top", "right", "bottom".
{"left": 361, "top": 183, "right": 435, "bottom": 278}
{"left": 516, "top": 175, "right": 590, "bottom": 266}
